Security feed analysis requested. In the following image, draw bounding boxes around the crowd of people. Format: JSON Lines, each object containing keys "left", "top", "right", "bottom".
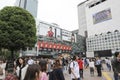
{"left": 0, "top": 52, "right": 120, "bottom": 80}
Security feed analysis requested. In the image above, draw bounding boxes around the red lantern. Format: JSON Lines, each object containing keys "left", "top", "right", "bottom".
{"left": 44, "top": 42, "right": 48, "bottom": 48}
{"left": 53, "top": 44, "right": 57, "bottom": 49}
{"left": 48, "top": 43, "right": 53, "bottom": 49}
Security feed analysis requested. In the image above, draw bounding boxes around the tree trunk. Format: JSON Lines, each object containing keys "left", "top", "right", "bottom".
{"left": 11, "top": 50, "right": 14, "bottom": 60}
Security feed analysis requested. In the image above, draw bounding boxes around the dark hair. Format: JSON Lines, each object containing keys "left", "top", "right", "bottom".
{"left": 24, "top": 64, "right": 40, "bottom": 80}
{"left": 72, "top": 55, "right": 76, "bottom": 61}
{"left": 49, "top": 27, "right": 52, "bottom": 29}
{"left": 16, "top": 57, "right": 26, "bottom": 67}
{"left": 54, "top": 59, "right": 61, "bottom": 69}
{"left": 114, "top": 52, "right": 120, "bottom": 57}
{"left": 39, "top": 60, "right": 47, "bottom": 72}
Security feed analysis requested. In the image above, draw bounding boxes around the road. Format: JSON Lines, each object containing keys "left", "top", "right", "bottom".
{"left": 63, "top": 64, "right": 113, "bottom": 80}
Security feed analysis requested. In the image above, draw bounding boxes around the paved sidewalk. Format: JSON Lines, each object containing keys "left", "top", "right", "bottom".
{"left": 63, "top": 64, "right": 113, "bottom": 80}
{"left": 63, "top": 68, "right": 103, "bottom": 80}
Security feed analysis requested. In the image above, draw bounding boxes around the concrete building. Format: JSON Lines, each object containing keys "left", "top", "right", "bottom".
{"left": 78, "top": 0, "right": 120, "bottom": 57}
{"left": 0, "top": 0, "right": 38, "bottom": 18}
{"left": 15, "top": 0, "right": 38, "bottom": 18}
{"left": 77, "top": 1, "right": 88, "bottom": 37}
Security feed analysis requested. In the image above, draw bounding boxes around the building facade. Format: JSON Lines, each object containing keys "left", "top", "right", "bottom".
{"left": 77, "top": 1, "right": 88, "bottom": 37}
{"left": 86, "top": 31, "right": 120, "bottom": 57}
{"left": 0, "top": 0, "right": 38, "bottom": 18}
{"left": 15, "top": 0, "right": 38, "bottom": 18}
{"left": 78, "top": 0, "right": 120, "bottom": 57}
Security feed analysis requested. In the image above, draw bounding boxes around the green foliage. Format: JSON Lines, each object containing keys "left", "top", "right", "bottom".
{"left": 0, "top": 6, "right": 36, "bottom": 51}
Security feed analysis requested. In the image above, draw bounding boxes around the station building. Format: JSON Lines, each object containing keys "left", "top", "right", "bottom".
{"left": 78, "top": 0, "right": 120, "bottom": 57}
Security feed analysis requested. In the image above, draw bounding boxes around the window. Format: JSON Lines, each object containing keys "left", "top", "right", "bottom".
{"left": 89, "top": 0, "right": 107, "bottom": 8}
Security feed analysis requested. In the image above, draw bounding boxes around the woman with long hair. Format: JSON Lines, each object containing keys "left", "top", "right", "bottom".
{"left": 24, "top": 64, "right": 41, "bottom": 80}
{"left": 49, "top": 59, "right": 65, "bottom": 80}
{"left": 39, "top": 60, "right": 48, "bottom": 80}
{"left": 16, "top": 57, "right": 28, "bottom": 80}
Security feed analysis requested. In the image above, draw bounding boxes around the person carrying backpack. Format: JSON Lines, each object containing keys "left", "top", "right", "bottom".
{"left": 70, "top": 55, "right": 80, "bottom": 80}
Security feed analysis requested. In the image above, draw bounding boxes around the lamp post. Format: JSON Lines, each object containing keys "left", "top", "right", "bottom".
{"left": 36, "top": 35, "right": 39, "bottom": 56}
{"left": 36, "top": 22, "right": 40, "bottom": 56}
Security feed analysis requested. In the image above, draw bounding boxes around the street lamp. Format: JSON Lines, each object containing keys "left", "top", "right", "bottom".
{"left": 36, "top": 22, "right": 40, "bottom": 56}
{"left": 36, "top": 38, "right": 39, "bottom": 56}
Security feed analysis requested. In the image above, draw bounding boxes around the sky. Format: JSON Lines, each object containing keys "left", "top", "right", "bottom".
{"left": 37, "top": 0, "right": 86, "bottom": 31}
{"left": 0, "top": 0, "right": 86, "bottom": 31}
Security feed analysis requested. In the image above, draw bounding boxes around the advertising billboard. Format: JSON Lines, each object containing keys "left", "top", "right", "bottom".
{"left": 62, "top": 30, "right": 71, "bottom": 42}
{"left": 56, "top": 28, "right": 62, "bottom": 41}
{"left": 38, "top": 22, "right": 55, "bottom": 37}
{"left": 93, "top": 8, "right": 112, "bottom": 24}
{"left": 38, "top": 21, "right": 76, "bottom": 42}
{"left": 62, "top": 30, "right": 76, "bottom": 42}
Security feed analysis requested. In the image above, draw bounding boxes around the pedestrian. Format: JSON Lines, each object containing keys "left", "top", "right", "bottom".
{"left": 111, "top": 52, "right": 120, "bottom": 80}
{"left": 16, "top": 57, "right": 28, "bottom": 80}
{"left": 24, "top": 64, "right": 41, "bottom": 80}
{"left": 27, "top": 57, "right": 34, "bottom": 65}
{"left": 39, "top": 60, "right": 48, "bottom": 80}
{"left": 49, "top": 59, "right": 65, "bottom": 80}
{"left": 95, "top": 57, "right": 102, "bottom": 77}
{"left": 4, "top": 73, "right": 19, "bottom": 80}
{"left": 0, "top": 59, "right": 6, "bottom": 80}
{"left": 84, "top": 58, "right": 89, "bottom": 69}
{"left": 70, "top": 55, "right": 80, "bottom": 80}
{"left": 77, "top": 57, "right": 84, "bottom": 79}
{"left": 89, "top": 59, "right": 95, "bottom": 77}
{"left": 105, "top": 58, "right": 111, "bottom": 71}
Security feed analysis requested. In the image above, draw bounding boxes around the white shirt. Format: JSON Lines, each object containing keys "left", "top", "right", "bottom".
{"left": 70, "top": 61, "right": 80, "bottom": 79}
{"left": 27, "top": 59, "right": 34, "bottom": 65}
{"left": 89, "top": 61, "right": 95, "bottom": 68}
{"left": 0, "top": 63, "right": 6, "bottom": 80}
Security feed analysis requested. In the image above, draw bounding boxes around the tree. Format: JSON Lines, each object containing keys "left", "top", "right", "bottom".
{"left": 0, "top": 6, "right": 36, "bottom": 58}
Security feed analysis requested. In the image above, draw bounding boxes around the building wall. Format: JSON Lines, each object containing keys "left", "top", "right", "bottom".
{"left": 78, "top": 1, "right": 87, "bottom": 37}
{"left": 78, "top": 0, "right": 120, "bottom": 57}
{"left": 26, "top": 0, "right": 38, "bottom": 18}
{"left": 15, "top": 0, "right": 38, "bottom": 18}
{"left": 86, "top": 31, "right": 120, "bottom": 56}
{"left": 0, "top": 0, "right": 38, "bottom": 18}
{"left": 85, "top": 0, "right": 120, "bottom": 37}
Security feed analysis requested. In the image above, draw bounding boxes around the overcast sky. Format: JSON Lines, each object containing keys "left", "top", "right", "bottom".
{"left": 37, "top": 0, "right": 86, "bottom": 31}
{"left": 0, "top": 0, "right": 86, "bottom": 31}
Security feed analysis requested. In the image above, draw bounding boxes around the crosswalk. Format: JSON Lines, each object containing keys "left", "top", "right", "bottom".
{"left": 102, "top": 72, "right": 113, "bottom": 80}
{"left": 63, "top": 66, "right": 114, "bottom": 80}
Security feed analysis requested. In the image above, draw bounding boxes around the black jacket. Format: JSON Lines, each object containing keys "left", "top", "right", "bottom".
{"left": 49, "top": 68, "right": 65, "bottom": 80}
{"left": 111, "top": 58, "right": 120, "bottom": 74}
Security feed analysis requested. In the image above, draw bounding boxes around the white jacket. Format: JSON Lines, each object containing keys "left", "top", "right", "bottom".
{"left": 0, "top": 63, "right": 6, "bottom": 80}
{"left": 16, "top": 65, "right": 28, "bottom": 80}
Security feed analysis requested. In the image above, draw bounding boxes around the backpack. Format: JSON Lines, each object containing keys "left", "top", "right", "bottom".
{"left": 0, "top": 66, "right": 3, "bottom": 75}
{"left": 68, "top": 61, "right": 75, "bottom": 74}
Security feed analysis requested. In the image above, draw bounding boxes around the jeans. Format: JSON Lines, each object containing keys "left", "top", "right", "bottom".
{"left": 114, "top": 73, "right": 119, "bottom": 80}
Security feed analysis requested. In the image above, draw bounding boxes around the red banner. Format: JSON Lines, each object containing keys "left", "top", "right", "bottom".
{"left": 37, "top": 41, "right": 72, "bottom": 51}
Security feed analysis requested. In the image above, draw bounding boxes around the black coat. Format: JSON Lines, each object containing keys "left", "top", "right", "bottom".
{"left": 49, "top": 68, "right": 65, "bottom": 80}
